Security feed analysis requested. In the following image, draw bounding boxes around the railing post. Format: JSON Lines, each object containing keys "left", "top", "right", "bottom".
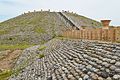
{"left": 113, "top": 29, "right": 116, "bottom": 42}
{"left": 115, "top": 27, "right": 120, "bottom": 42}
{"left": 100, "top": 29, "right": 102, "bottom": 41}
{"left": 91, "top": 30, "right": 93, "bottom": 40}
{"left": 81, "top": 30, "right": 83, "bottom": 39}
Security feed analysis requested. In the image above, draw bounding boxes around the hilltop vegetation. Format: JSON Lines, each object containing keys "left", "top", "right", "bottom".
{"left": 0, "top": 11, "right": 66, "bottom": 45}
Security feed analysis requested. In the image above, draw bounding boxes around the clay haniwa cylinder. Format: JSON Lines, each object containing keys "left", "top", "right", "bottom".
{"left": 101, "top": 20, "right": 111, "bottom": 29}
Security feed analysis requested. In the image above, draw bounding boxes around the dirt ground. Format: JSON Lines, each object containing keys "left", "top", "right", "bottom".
{"left": 0, "top": 50, "right": 22, "bottom": 70}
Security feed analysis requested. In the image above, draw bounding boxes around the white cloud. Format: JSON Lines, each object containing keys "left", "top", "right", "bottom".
{"left": 0, "top": 0, "right": 120, "bottom": 25}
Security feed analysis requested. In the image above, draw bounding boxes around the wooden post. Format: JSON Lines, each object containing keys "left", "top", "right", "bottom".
{"left": 115, "top": 27, "right": 120, "bottom": 42}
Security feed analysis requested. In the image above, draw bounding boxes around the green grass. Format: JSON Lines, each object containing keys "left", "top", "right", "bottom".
{"left": 0, "top": 62, "right": 28, "bottom": 80}
{"left": 56, "top": 36, "right": 65, "bottom": 40}
{"left": 35, "top": 27, "right": 46, "bottom": 33}
{"left": 0, "top": 57, "right": 31, "bottom": 80}
{"left": 40, "top": 40, "right": 47, "bottom": 44}
{"left": 0, "top": 70, "right": 12, "bottom": 80}
{"left": 0, "top": 30, "right": 7, "bottom": 35}
{"left": 39, "top": 46, "right": 46, "bottom": 51}
{"left": 0, "top": 44, "right": 34, "bottom": 51}
{"left": 38, "top": 54, "right": 45, "bottom": 59}
{"left": 116, "top": 41, "right": 120, "bottom": 43}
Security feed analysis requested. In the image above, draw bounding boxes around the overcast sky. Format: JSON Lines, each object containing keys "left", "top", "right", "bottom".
{"left": 0, "top": 0, "right": 120, "bottom": 26}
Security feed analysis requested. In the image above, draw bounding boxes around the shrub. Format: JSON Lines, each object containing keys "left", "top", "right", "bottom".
{"left": 38, "top": 54, "right": 45, "bottom": 59}
{"left": 39, "top": 46, "right": 46, "bottom": 51}
{"left": 8, "top": 37, "right": 13, "bottom": 40}
{"left": 40, "top": 41, "right": 47, "bottom": 44}
{"left": 57, "top": 34, "right": 63, "bottom": 37}
{"left": 35, "top": 27, "right": 46, "bottom": 33}
{"left": 56, "top": 36, "right": 65, "bottom": 40}
{"left": 0, "top": 70, "right": 12, "bottom": 80}
{"left": 0, "top": 30, "right": 7, "bottom": 35}
{"left": 0, "top": 44, "right": 33, "bottom": 51}
{"left": 116, "top": 41, "right": 120, "bottom": 43}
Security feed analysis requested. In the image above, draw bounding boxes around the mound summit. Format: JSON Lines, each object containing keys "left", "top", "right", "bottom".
{"left": 0, "top": 11, "right": 101, "bottom": 45}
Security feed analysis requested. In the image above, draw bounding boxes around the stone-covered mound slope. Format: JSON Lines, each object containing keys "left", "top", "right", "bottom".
{"left": 0, "top": 11, "right": 101, "bottom": 45}
{"left": 9, "top": 38, "right": 120, "bottom": 80}
{"left": 0, "top": 11, "right": 66, "bottom": 45}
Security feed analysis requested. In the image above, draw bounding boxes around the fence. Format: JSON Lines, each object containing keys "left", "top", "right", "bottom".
{"left": 62, "top": 27, "right": 120, "bottom": 42}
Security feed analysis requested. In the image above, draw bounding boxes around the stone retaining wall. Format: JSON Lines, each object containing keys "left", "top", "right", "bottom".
{"left": 9, "top": 39, "right": 120, "bottom": 80}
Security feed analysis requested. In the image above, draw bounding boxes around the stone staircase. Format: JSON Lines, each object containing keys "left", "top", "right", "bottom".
{"left": 57, "top": 12, "right": 80, "bottom": 30}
